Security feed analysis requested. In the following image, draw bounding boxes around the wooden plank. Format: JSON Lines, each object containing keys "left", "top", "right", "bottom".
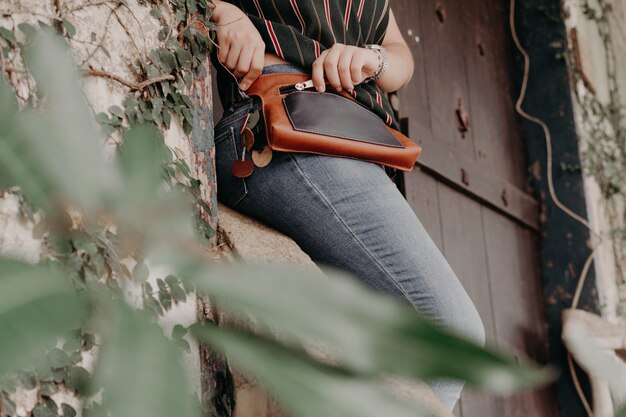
{"left": 458, "top": 0, "right": 529, "bottom": 187}
{"left": 409, "top": 119, "right": 540, "bottom": 231}
{"left": 391, "top": 0, "right": 432, "bottom": 131}
{"left": 436, "top": 183, "right": 501, "bottom": 417}
{"left": 481, "top": 207, "right": 557, "bottom": 417}
{"left": 402, "top": 167, "right": 444, "bottom": 250}
{"left": 412, "top": 0, "right": 477, "bottom": 155}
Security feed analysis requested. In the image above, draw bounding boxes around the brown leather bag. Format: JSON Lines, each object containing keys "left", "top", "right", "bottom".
{"left": 245, "top": 73, "right": 421, "bottom": 172}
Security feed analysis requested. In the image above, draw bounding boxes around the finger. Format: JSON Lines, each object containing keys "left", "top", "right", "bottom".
{"left": 225, "top": 43, "right": 242, "bottom": 72}
{"left": 350, "top": 52, "right": 366, "bottom": 86}
{"left": 217, "top": 35, "right": 230, "bottom": 64}
{"left": 240, "top": 45, "right": 264, "bottom": 91}
{"left": 312, "top": 50, "right": 327, "bottom": 92}
{"left": 234, "top": 46, "right": 254, "bottom": 79}
{"left": 324, "top": 46, "right": 343, "bottom": 92}
{"left": 338, "top": 49, "right": 355, "bottom": 92}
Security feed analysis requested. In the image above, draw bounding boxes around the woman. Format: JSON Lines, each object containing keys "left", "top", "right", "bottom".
{"left": 209, "top": 0, "right": 486, "bottom": 410}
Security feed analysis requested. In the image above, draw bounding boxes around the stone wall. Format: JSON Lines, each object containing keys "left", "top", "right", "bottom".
{"left": 563, "top": 0, "right": 626, "bottom": 322}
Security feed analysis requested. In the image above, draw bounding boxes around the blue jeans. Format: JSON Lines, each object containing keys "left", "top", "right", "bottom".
{"left": 212, "top": 63, "right": 486, "bottom": 410}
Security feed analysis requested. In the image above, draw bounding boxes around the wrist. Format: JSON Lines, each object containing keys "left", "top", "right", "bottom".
{"left": 210, "top": 1, "right": 236, "bottom": 23}
{"left": 362, "top": 44, "right": 388, "bottom": 83}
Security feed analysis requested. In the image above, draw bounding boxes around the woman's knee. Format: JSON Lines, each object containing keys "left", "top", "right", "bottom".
{"left": 446, "top": 296, "right": 486, "bottom": 348}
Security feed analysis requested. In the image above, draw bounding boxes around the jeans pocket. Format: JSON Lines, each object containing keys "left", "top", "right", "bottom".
{"left": 215, "top": 125, "right": 249, "bottom": 208}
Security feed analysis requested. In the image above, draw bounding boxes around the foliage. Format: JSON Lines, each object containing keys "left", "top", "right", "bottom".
{"left": 566, "top": 0, "right": 626, "bottom": 314}
{"left": 0, "top": 27, "right": 556, "bottom": 417}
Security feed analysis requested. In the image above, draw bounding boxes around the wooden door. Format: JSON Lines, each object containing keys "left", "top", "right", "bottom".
{"left": 391, "top": 1, "right": 558, "bottom": 416}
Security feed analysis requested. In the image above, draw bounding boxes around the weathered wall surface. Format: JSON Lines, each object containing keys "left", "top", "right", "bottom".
{"left": 563, "top": 0, "right": 626, "bottom": 322}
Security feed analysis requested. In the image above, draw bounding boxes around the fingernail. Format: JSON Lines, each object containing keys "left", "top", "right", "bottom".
{"left": 319, "top": 85, "right": 326, "bottom": 92}
{"left": 240, "top": 82, "right": 249, "bottom": 91}
{"left": 335, "top": 87, "right": 342, "bottom": 92}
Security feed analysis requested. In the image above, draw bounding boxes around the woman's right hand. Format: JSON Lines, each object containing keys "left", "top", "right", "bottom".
{"left": 211, "top": 1, "right": 265, "bottom": 91}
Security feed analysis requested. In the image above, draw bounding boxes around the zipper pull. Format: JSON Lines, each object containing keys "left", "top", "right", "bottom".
{"left": 295, "top": 80, "right": 315, "bottom": 91}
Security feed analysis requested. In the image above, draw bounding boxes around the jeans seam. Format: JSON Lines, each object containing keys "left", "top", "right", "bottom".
{"left": 288, "top": 153, "right": 414, "bottom": 304}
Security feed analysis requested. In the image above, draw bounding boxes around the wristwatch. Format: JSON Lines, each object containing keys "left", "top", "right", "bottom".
{"left": 363, "top": 44, "right": 388, "bottom": 83}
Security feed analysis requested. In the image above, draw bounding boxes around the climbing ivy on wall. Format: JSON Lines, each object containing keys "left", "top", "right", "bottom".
{"left": 565, "top": 0, "right": 626, "bottom": 315}
{"left": 0, "top": 1, "right": 217, "bottom": 416}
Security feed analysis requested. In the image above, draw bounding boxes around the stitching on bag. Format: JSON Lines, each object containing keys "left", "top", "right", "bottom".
{"left": 282, "top": 91, "right": 404, "bottom": 148}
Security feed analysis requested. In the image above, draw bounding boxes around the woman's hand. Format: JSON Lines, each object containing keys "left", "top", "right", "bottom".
{"left": 211, "top": 1, "right": 265, "bottom": 91}
{"left": 311, "top": 43, "right": 380, "bottom": 93}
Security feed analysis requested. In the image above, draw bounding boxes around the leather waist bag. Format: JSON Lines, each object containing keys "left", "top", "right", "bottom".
{"left": 245, "top": 73, "right": 422, "bottom": 172}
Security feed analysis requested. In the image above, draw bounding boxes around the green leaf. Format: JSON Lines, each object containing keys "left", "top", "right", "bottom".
{"left": 62, "top": 19, "right": 76, "bottom": 38}
{"left": 0, "top": 256, "right": 88, "bottom": 376}
{"left": 173, "top": 261, "right": 553, "bottom": 393}
{"left": 108, "top": 105, "right": 125, "bottom": 118}
{"left": 17, "top": 23, "right": 36, "bottom": 42}
{"left": 17, "top": 33, "right": 119, "bottom": 213}
{"left": 114, "top": 124, "right": 171, "bottom": 211}
{"left": 61, "top": 403, "right": 77, "bottom": 417}
{"left": 90, "top": 303, "right": 202, "bottom": 417}
{"left": 175, "top": 47, "right": 192, "bottom": 68}
{"left": 48, "top": 347, "right": 73, "bottom": 369}
{"left": 158, "top": 49, "right": 177, "bottom": 72}
{"left": 617, "top": 407, "right": 626, "bottom": 417}
{"left": 193, "top": 323, "right": 436, "bottom": 417}
{"left": 132, "top": 261, "right": 150, "bottom": 282}
{"left": 149, "top": 8, "right": 164, "bottom": 19}
{"left": 65, "top": 366, "right": 92, "bottom": 396}
{"left": 0, "top": 27, "right": 16, "bottom": 45}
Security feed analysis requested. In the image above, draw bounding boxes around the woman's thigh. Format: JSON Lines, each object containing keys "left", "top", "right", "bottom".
{"left": 213, "top": 103, "right": 485, "bottom": 345}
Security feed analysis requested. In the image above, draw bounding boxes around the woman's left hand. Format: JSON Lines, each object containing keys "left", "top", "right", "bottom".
{"left": 311, "top": 43, "right": 380, "bottom": 93}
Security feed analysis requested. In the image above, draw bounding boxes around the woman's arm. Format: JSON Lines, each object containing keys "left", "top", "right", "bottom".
{"left": 311, "top": 9, "right": 413, "bottom": 93}
{"left": 210, "top": 0, "right": 265, "bottom": 91}
{"left": 376, "top": 9, "right": 414, "bottom": 92}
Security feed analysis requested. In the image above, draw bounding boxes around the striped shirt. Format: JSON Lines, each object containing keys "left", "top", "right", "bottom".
{"left": 215, "top": 0, "right": 398, "bottom": 129}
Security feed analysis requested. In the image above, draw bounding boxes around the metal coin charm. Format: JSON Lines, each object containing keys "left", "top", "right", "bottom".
{"left": 242, "top": 127, "right": 255, "bottom": 151}
{"left": 252, "top": 146, "right": 273, "bottom": 168}
{"left": 231, "top": 158, "right": 254, "bottom": 178}
{"left": 246, "top": 110, "right": 260, "bottom": 129}
{"left": 231, "top": 136, "right": 255, "bottom": 178}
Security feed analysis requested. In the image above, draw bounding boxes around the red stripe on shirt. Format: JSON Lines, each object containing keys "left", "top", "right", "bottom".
{"left": 265, "top": 21, "right": 284, "bottom": 59}
{"left": 312, "top": 40, "right": 321, "bottom": 58}
{"left": 375, "top": 91, "right": 382, "bottom": 106}
{"left": 289, "top": 0, "right": 306, "bottom": 35}
{"left": 357, "top": 0, "right": 365, "bottom": 21}
{"left": 323, "top": 0, "right": 336, "bottom": 40}
{"left": 385, "top": 113, "right": 393, "bottom": 126}
{"left": 251, "top": 0, "right": 265, "bottom": 19}
{"left": 344, "top": 0, "right": 352, "bottom": 29}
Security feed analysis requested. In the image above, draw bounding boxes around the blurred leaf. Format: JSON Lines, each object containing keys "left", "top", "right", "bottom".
{"left": 62, "top": 19, "right": 76, "bottom": 38}
{"left": 193, "top": 322, "right": 435, "bottom": 417}
{"left": 0, "top": 256, "right": 88, "bottom": 376}
{"left": 617, "top": 407, "right": 626, "bottom": 417}
{"left": 3, "top": 33, "right": 120, "bottom": 213}
{"left": 89, "top": 302, "right": 201, "bottom": 417}
{"left": 563, "top": 322, "right": 626, "bottom": 409}
{"left": 113, "top": 124, "right": 182, "bottom": 221}
{"left": 170, "top": 260, "right": 553, "bottom": 393}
